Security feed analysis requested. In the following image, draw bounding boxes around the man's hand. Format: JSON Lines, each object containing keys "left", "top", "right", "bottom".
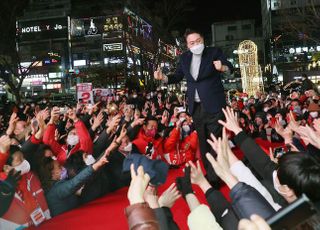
{"left": 218, "top": 107, "right": 242, "bottom": 135}
{"left": 0, "top": 135, "right": 11, "bottom": 153}
{"left": 154, "top": 67, "right": 164, "bottom": 81}
{"left": 128, "top": 164, "right": 150, "bottom": 205}
{"left": 213, "top": 60, "right": 226, "bottom": 72}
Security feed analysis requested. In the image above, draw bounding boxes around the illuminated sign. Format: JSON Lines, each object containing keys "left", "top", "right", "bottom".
{"left": 18, "top": 18, "right": 68, "bottom": 41}
{"left": 103, "top": 16, "right": 123, "bottom": 32}
{"left": 103, "top": 43, "right": 123, "bottom": 51}
{"left": 21, "top": 24, "right": 64, "bottom": 33}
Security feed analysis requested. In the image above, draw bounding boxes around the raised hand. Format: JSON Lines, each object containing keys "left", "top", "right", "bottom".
{"left": 287, "top": 111, "right": 299, "bottom": 132}
{"left": 213, "top": 60, "right": 224, "bottom": 72}
{"left": 158, "top": 183, "right": 181, "bottom": 208}
{"left": 175, "top": 166, "right": 193, "bottom": 197}
{"left": 106, "top": 114, "right": 121, "bottom": 134}
{"left": 49, "top": 107, "right": 60, "bottom": 124}
{"left": 0, "top": 135, "right": 11, "bottom": 153}
{"left": 154, "top": 67, "right": 164, "bottom": 81}
{"left": 188, "top": 160, "right": 212, "bottom": 193}
{"left": 144, "top": 185, "right": 159, "bottom": 209}
{"left": 92, "top": 148, "right": 109, "bottom": 171}
{"left": 128, "top": 165, "right": 150, "bottom": 205}
{"left": 92, "top": 111, "right": 104, "bottom": 131}
{"left": 206, "top": 129, "right": 238, "bottom": 189}
{"left": 274, "top": 120, "right": 293, "bottom": 144}
{"left": 218, "top": 107, "right": 242, "bottom": 135}
{"left": 6, "top": 112, "right": 19, "bottom": 135}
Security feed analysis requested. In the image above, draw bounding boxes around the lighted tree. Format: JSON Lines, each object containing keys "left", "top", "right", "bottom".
{"left": 275, "top": 0, "right": 320, "bottom": 43}
{"left": 0, "top": 0, "right": 30, "bottom": 103}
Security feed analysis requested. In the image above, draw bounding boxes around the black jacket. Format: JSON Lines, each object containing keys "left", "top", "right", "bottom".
{"left": 168, "top": 47, "right": 233, "bottom": 114}
{"left": 233, "top": 131, "right": 288, "bottom": 207}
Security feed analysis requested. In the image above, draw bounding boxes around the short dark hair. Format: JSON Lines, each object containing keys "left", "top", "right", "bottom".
{"left": 278, "top": 152, "right": 320, "bottom": 202}
{"left": 184, "top": 28, "right": 203, "bottom": 41}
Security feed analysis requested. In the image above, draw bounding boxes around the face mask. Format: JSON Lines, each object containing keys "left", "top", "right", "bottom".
{"left": 182, "top": 125, "right": 191, "bottom": 133}
{"left": 190, "top": 43, "right": 204, "bottom": 55}
{"left": 84, "top": 154, "right": 96, "bottom": 165}
{"left": 272, "top": 171, "right": 287, "bottom": 196}
{"left": 14, "top": 160, "right": 30, "bottom": 175}
{"left": 133, "top": 94, "right": 137, "bottom": 98}
{"left": 263, "top": 107, "right": 269, "bottom": 112}
{"left": 146, "top": 96, "right": 150, "bottom": 100}
{"left": 67, "top": 134, "right": 79, "bottom": 146}
{"left": 179, "top": 117, "right": 186, "bottom": 123}
{"left": 123, "top": 142, "right": 132, "bottom": 152}
{"left": 145, "top": 129, "right": 157, "bottom": 138}
{"left": 310, "top": 111, "right": 318, "bottom": 118}
{"left": 60, "top": 167, "right": 68, "bottom": 180}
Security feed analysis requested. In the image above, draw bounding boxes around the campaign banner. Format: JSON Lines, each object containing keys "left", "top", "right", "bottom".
{"left": 77, "top": 83, "right": 94, "bottom": 104}
{"left": 93, "top": 88, "right": 115, "bottom": 102}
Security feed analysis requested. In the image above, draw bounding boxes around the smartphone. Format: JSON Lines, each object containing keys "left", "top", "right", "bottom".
{"left": 267, "top": 194, "right": 318, "bottom": 230}
{"left": 273, "top": 146, "right": 286, "bottom": 158}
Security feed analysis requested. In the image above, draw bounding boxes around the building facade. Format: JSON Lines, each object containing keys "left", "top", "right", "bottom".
{"left": 261, "top": 0, "right": 320, "bottom": 84}
{"left": 16, "top": 1, "right": 180, "bottom": 96}
{"left": 211, "top": 19, "right": 264, "bottom": 90}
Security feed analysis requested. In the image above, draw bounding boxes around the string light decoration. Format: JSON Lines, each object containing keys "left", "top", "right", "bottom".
{"left": 238, "top": 40, "right": 264, "bottom": 96}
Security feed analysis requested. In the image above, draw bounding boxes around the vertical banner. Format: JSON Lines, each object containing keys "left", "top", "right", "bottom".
{"left": 77, "top": 83, "right": 94, "bottom": 104}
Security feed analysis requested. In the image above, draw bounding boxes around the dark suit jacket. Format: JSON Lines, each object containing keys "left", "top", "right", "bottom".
{"left": 168, "top": 47, "right": 233, "bottom": 114}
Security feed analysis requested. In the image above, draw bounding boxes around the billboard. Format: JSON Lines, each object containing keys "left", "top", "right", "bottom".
{"left": 17, "top": 17, "right": 68, "bottom": 42}
{"left": 70, "top": 16, "right": 123, "bottom": 38}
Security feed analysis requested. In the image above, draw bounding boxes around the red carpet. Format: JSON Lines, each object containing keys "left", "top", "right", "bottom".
{"left": 28, "top": 168, "right": 216, "bottom": 230}
{"left": 28, "top": 141, "right": 280, "bottom": 230}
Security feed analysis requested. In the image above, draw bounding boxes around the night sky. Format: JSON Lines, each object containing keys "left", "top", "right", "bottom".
{"left": 185, "top": 0, "right": 262, "bottom": 35}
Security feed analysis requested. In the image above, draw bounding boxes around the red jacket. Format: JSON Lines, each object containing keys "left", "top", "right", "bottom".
{"left": 43, "top": 120, "right": 93, "bottom": 164}
{"left": 132, "top": 129, "right": 164, "bottom": 160}
{"left": 163, "top": 128, "right": 198, "bottom": 165}
{"left": 0, "top": 172, "right": 51, "bottom": 228}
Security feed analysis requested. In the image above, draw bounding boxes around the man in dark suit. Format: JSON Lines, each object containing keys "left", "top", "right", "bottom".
{"left": 154, "top": 29, "right": 233, "bottom": 184}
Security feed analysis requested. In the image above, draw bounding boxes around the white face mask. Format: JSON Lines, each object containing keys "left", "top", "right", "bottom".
{"left": 123, "top": 142, "right": 132, "bottom": 152}
{"left": 14, "top": 160, "right": 31, "bottom": 175}
{"left": 84, "top": 154, "right": 96, "bottom": 165}
{"left": 272, "top": 171, "right": 287, "bottom": 196}
{"left": 310, "top": 111, "right": 318, "bottom": 118}
{"left": 67, "top": 134, "right": 79, "bottom": 146}
{"left": 190, "top": 43, "right": 204, "bottom": 55}
{"left": 263, "top": 107, "right": 269, "bottom": 112}
{"left": 182, "top": 125, "right": 191, "bottom": 133}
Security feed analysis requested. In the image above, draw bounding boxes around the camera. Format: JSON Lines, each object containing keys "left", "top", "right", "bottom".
{"left": 273, "top": 145, "right": 291, "bottom": 158}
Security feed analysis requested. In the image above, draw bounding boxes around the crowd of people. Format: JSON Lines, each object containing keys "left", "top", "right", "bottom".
{"left": 0, "top": 85, "right": 319, "bottom": 229}
{"left": 0, "top": 28, "right": 319, "bottom": 230}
